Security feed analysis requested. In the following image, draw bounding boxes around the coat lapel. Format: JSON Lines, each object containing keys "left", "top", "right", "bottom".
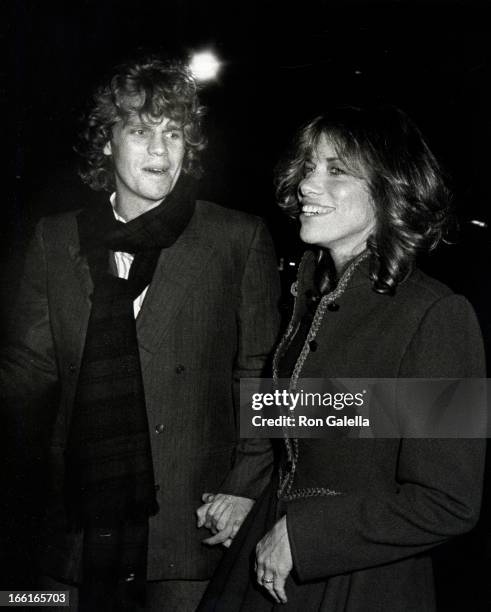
{"left": 68, "top": 245, "right": 94, "bottom": 304}
{"left": 136, "top": 223, "right": 215, "bottom": 371}
{"left": 67, "top": 238, "right": 93, "bottom": 360}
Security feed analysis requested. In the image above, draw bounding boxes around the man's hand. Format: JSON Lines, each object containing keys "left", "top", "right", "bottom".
{"left": 255, "top": 515, "right": 293, "bottom": 604}
{"left": 196, "top": 493, "right": 254, "bottom": 547}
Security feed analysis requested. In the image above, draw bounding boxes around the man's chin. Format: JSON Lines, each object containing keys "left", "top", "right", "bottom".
{"left": 142, "top": 188, "right": 172, "bottom": 204}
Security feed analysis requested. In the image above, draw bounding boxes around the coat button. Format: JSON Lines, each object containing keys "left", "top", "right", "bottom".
{"left": 155, "top": 424, "right": 165, "bottom": 434}
{"left": 327, "top": 302, "right": 340, "bottom": 311}
{"left": 175, "top": 364, "right": 185, "bottom": 374}
{"left": 154, "top": 484, "right": 160, "bottom": 492}
{"left": 68, "top": 363, "right": 77, "bottom": 373}
{"left": 309, "top": 340, "right": 318, "bottom": 352}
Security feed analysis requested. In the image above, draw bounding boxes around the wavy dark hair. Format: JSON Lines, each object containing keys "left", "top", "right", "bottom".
{"left": 76, "top": 56, "right": 206, "bottom": 191}
{"left": 275, "top": 106, "right": 453, "bottom": 294}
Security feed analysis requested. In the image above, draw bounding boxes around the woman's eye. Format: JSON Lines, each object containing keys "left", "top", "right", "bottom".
{"left": 329, "top": 166, "right": 345, "bottom": 176}
{"left": 131, "top": 128, "right": 146, "bottom": 135}
{"left": 166, "top": 131, "right": 182, "bottom": 140}
{"left": 303, "top": 163, "right": 315, "bottom": 176}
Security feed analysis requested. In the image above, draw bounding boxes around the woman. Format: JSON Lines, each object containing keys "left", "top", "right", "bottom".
{"left": 198, "top": 106, "right": 486, "bottom": 611}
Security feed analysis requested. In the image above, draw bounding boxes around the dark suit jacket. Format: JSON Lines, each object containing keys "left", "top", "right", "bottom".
{"left": 1, "top": 200, "right": 281, "bottom": 583}
{"left": 278, "top": 252, "right": 486, "bottom": 611}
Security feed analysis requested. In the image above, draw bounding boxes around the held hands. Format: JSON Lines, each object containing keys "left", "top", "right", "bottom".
{"left": 255, "top": 515, "right": 293, "bottom": 604}
{"left": 196, "top": 493, "right": 254, "bottom": 547}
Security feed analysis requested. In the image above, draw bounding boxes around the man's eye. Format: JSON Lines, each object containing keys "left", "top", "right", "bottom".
{"left": 166, "top": 131, "right": 183, "bottom": 140}
{"left": 131, "top": 128, "right": 147, "bottom": 135}
{"left": 303, "top": 163, "right": 315, "bottom": 176}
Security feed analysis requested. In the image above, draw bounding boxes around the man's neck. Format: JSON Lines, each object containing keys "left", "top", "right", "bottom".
{"left": 113, "top": 195, "right": 164, "bottom": 222}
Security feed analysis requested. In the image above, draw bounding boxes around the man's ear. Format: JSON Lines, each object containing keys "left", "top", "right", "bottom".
{"left": 103, "top": 141, "right": 112, "bottom": 156}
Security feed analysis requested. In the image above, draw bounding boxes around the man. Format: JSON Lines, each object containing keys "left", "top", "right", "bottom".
{"left": 1, "top": 56, "right": 280, "bottom": 610}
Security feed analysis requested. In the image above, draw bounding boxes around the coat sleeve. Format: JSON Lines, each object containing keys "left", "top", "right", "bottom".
{"left": 219, "top": 219, "right": 281, "bottom": 499}
{"left": 286, "top": 294, "right": 487, "bottom": 581}
{"left": 0, "top": 218, "right": 59, "bottom": 406}
{"left": 1, "top": 219, "right": 60, "bottom": 534}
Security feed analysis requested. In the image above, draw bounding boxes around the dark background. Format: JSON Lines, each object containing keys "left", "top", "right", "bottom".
{"left": 4, "top": 0, "right": 491, "bottom": 608}
{"left": 6, "top": 0, "right": 491, "bottom": 340}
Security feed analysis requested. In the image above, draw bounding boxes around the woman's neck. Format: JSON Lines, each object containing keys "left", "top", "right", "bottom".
{"left": 330, "top": 243, "right": 368, "bottom": 276}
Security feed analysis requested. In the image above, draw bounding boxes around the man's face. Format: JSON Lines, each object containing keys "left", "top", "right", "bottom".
{"left": 104, "top": 114, "right": 185, "bottom": 218}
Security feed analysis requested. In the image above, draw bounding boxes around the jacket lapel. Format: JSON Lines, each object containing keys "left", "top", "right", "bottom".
{"left": 136, "top": 223, "right": 215, "bottom": 371}
{"left": 68, "top": 245, "right": 94, "bottom": 304}
{"left": 67, "top": 239, "right": 93, "bottom": 360}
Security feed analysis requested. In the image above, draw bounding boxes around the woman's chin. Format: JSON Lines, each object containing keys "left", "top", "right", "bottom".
{"left": 299, "top": 227, "right": 328, "bottom": 248}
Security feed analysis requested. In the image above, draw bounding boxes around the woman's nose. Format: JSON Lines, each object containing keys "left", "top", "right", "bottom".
{"left": 299, "top": 173, "right": 323, "bottom": 197}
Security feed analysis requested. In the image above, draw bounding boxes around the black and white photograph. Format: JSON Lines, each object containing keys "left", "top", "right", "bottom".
{"left": 2, "top": 1, "right": 490, "bottom": 610}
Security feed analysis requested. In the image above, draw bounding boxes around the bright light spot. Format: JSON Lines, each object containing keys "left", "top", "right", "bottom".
{"left": 470, "top": 219, "right": 488, "bottom": 228}
{"left": 189, "top": 51, "right": 221, "bottom": 81}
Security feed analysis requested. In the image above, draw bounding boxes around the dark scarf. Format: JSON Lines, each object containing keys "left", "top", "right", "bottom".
{"left": 64, "top": 174, "right": 196, "bottom": 605}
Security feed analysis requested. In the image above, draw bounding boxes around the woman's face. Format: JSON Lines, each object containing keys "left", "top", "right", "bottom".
{"left": 298, "top": 133, "right": 375, "bottom": 265}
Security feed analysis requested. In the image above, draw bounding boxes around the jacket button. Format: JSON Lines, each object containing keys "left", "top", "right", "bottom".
{"left": 154, "top": 484, "right": 160, "bottom": 492}
{"left": 155, "top": 424, "right": 165, "bottom": 434}
{"left": 175, "top": 364, "right": 185, "bottom": 374}
{"left": 309, "top": 340, "right": 318, "bottom": 352}
{"left": 68, "top": 363, "right": 77, "bottom": 373}
{"left": 327, "top": 302, "right": 340, "bottom": 312}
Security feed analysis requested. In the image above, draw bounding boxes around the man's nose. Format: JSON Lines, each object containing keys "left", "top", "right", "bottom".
{"left": 148, "top": 134, "right": 168, "bottom": 156}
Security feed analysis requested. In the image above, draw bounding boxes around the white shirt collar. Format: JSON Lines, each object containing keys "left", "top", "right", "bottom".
{"left": 109, "top": 192, "right": 127, "bottom": 224}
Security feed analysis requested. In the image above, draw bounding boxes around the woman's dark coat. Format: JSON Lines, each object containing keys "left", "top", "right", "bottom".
{"left": 204, "top": 251, "right": 486, "bottom": 612}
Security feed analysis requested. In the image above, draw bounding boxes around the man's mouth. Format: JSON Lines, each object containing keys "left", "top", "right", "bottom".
{"left": 143, "top": 167, "right": 168, "bottom": 174}
{"left": 301, "top": 203, "right": 335, "bottom": 217}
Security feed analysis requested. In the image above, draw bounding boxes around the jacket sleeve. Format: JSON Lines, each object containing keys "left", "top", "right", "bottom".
{"left": 219, "top": 219, "right": 281, "bottom": 499}
{"left": 0, "top": 218, "right": 59, "bottom": 407}
{"left": 286, "top": 294, "right": 487, "bottom": 581}
{"left": 1, "top": 219, "right": 60, "bottom": 534}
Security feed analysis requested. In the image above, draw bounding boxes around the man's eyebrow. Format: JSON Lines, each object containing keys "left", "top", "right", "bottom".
{"left": 123, "top": 118, "right": 183, "bottom": 129}
{"left": 124, "top": 118, "right": 147, "bottom": 127}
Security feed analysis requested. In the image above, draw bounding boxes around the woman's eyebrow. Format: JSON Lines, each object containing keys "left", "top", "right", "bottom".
{"left": 163, "top": 121, "right": 183, "bottom": 130}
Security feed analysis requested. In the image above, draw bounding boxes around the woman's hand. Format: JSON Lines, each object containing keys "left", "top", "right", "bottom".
{"left": 196, "top": 493, "right": 254, "bottom": 547}
{"left": 255, "top": 515, "right": 293, "bottom": 604}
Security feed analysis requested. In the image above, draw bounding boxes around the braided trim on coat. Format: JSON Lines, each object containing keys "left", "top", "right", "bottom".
{"left": 282, "top": 487, "right": 343, "bottom": 501}
{"left": 273, "top": 250, "right": 370, "bottom": 499}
